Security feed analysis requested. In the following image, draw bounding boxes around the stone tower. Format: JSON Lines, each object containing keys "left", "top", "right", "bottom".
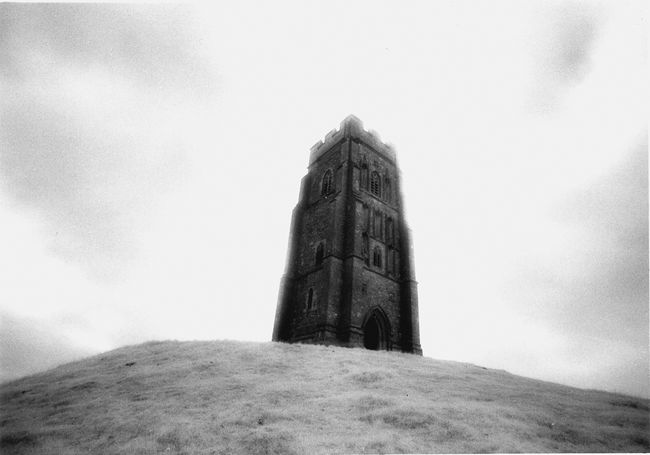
{"left": 273, "top": 115, "right": 422, "bottom": 355}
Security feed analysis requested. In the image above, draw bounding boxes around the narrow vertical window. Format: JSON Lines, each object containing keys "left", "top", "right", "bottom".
{"left": 321, "top": 170, "right": 333, "bottom": 196}
{"left": 370, "top": 171, "right": 381, "bottom": 196}
{"left": 315, "top": 242, "right": 324, "bottom": 266}
{"left": 373, "top": 246, "right": 382, "bottom": 268}
{"left": 306, "top": 288, "right": 314, "bottom": 311}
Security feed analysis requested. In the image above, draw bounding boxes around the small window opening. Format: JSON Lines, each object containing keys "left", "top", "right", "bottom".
{"left": 373, "top": 246, "right": 382, "bottom": 268}
{"left": 370, "top": 171, "right": 381, "bottom": 196}
{"left": 321, "top": 170, "right": 333, "bottom": 196}
{"left": 315, "top": 242, "right": 324, "bottom": 266}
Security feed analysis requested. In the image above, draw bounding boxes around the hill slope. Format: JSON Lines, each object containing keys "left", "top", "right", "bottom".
{"left": 1, "top": 340, "right": 648, "bottom": 454}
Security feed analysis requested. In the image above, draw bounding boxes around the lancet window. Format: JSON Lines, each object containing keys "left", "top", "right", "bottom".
{"left": 315, "top": 242, "right": 324, "bottom": 266}
{"left": 373, "top": 246, "right": 383, "bottom": 268}
{"left": 321, "top": 170, "right": 333, "bottom": 196}
{"left": 370, "top": 171, "right": 381, "bottom": 196}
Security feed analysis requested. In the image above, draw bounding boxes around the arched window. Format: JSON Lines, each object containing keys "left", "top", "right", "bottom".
{"left": 315, "top": 242, "right": 324, "bottom": 266}
{"left": 306, "top": 288, "right": 314, "bottom": 311}
{"left": 370, "top": 171, "right": 381, "bottom": 196}
{"left": 373, "top": 246, "right": 382, "bottom": 268}
{"left": 321, "top": 170, "right": 333, "bottom": 196}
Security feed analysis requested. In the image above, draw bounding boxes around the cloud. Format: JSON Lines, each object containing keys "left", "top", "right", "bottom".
{"left": 0, "top": 84, "right": 185, "bottom": 278}
{"left": 0, "top": 311, "right": 96, "bottom": 383}
{"left": 547, "top": 9, "right": 598, "bottom": 84}
{"left": 529, "top": 2, "right": 602, "bottom": 111}
{"left": 506, "top": 135, "right": 648, "bottom": 396}
{"left": 550, "top": 136, "right": 648, "bottom": 340}
{"left": 0, "top": 4, "right": 211, "bottom": 89}
{"left": 558, "top": 136, "right": 647, "bottom": 245}
{"left": 0, "top": 4, "right": 217, "bottom": 280}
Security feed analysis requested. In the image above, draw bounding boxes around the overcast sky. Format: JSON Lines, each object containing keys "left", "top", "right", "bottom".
{"left": 1, "top": 1, "right": 647, "bottom": 398}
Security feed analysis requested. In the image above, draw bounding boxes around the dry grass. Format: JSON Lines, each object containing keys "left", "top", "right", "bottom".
{"left": 1, "top": 340, "right": 648, "bottom": 454}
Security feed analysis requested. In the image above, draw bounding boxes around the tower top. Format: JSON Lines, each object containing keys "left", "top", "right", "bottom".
{"left": 309, "top": 115, "right": 396, "bottom": 165}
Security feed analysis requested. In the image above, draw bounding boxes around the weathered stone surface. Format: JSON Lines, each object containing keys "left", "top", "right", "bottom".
{"left": 273, "top": 115, "right": 422, "bottom": 355}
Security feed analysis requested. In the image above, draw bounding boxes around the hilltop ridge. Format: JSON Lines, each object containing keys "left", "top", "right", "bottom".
{"left": 1, "top": 340, "right": 648, "bottom": 454}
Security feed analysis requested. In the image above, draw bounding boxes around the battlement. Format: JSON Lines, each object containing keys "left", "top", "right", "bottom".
{"left": 309, "top": 115, "right": 396, "bottom": 165}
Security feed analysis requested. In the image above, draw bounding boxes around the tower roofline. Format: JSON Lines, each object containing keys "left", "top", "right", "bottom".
{"left": 309, "top": 115, "right": 396, "bottom": 165}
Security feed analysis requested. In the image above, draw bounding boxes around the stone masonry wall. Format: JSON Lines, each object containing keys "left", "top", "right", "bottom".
{"left": 274, "top": 115, "right": 421, "bottom": 354}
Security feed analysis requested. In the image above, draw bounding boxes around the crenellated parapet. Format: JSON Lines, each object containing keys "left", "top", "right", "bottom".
{"left": 309, "top": 115, "right": 396, "bottom": 165}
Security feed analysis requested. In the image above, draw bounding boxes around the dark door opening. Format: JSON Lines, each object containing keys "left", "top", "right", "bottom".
{"left": 364, "top": 316, "right": 380, "bottom": 350}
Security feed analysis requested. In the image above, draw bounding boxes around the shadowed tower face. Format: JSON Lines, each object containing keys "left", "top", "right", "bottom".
{"left": 273, "top": 116, "right": 422, "bottom": 355}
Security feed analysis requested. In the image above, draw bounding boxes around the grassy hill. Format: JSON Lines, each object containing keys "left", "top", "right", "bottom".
{"left": 1, "top": 340, "right": 648, "bottom": 454}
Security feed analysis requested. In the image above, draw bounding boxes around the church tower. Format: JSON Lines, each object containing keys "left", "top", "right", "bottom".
{"left": 273, "top": 115, "right": 422, "bottom": 355}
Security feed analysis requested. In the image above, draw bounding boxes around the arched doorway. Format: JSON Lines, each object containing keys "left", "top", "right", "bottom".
{"left": 364, "top": 316, "right": 380, "bottom": 350}
{"left": 362, "top": 308, "right": 391, "bottom": 351}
